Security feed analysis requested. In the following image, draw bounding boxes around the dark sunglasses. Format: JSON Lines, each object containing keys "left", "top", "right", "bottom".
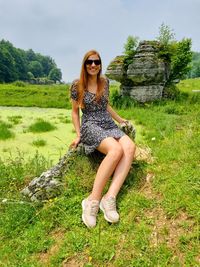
{"left": 85, "top": 59, "right": 101, "bottom": 66}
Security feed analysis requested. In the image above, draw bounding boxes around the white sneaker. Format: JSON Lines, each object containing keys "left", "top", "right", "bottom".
{"left": 82, "top": 198, "right": 99, "bottom": 228}
{"left": 100, "top": 196, "right": 119, "bottom": 223}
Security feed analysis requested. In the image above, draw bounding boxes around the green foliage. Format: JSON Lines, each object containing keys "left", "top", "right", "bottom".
{"left": 7, "top": 115, "right": 22, "bottom": 125}
{"left": 123, "top": 35, "right": 139, "bottom": 69}
{"left": 186, "top": 51, "right": 200, "bottom": 78}
{"left": 13, "top": 80, "right": 26, "bottom": 87}
{"left": 0, "top": 120, "right": 15, "bottom": 140}
{"left": 156, "top": 22, "right": 175, "bottom": 45}
{"left": 170, "top": 38, "right": 192, "bottom": 81}
{"left": 0, "top": 83, "right": 71, "bottom": 108}
{"left": 28, "top": 119, "right": 56, "bottom": 133}
{"left": 0, "top": 79, "right": 199, "bottom": 266}
{"left": 32, "top": 139, "right": 47, "bottom": 147}
{"left": 123, "top": 35, "right": 139, "bottom": 58}
{"left": 110, "top": 88, "right": 137, "bottom": 109}
{"left": 0, "top": 39, "right": 62, "bottom": 83}
{"left": 156, "top": 24, "right": 192, "bottom": 83}
{"left": 48, "top": 67, "right": 62, "bottom": 82}
{"left": 162, "top": 83, "right": 181, "bottom": 100}
{"left": 28, "top": 60, "right": 43, "bottom": 78}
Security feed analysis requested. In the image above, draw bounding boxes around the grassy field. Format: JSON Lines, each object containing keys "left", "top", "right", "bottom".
{"left": 0, "top": 79, "right": 199, "bottom": 266}
{"left": 0, "top": 106, "right": 74, "bottom": 164}
{"left": 0, "top": 82, "right": 71, "bottom": 108}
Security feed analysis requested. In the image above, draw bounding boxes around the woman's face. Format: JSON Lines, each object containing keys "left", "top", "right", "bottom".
{"left": 85, "top": 54, "right": 101, "bottom": 76}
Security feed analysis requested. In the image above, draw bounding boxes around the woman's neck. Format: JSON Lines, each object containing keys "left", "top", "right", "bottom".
{"left": 88, "top": 75, "right": 98, "bottom": 85}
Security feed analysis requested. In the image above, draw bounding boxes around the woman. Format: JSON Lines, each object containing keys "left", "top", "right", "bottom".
{"left": 70, "top": 50, "right": 136, "bottom": 228}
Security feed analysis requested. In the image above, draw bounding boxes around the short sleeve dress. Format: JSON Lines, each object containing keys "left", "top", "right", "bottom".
{"left": 70, "top": 78, "right": 125, "bottom": 154}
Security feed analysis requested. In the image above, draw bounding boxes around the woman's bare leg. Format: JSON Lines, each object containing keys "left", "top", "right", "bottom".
{"left": 104, "top": 135, "right": 136, "bottom": 198}
{"left": 88, "top": 137, "right": 123, "bottom": 201}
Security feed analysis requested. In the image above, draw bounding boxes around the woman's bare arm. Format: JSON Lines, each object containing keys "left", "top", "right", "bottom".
{"left": 107, "top": 104, "right": 127, "bottom": 124}
{"left": 71, "top": 100, "right": 81, "bottom": 147}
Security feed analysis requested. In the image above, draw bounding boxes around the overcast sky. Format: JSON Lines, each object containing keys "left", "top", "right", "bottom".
{"left": 0, "top": 0, "right": 199, "bottom": 82}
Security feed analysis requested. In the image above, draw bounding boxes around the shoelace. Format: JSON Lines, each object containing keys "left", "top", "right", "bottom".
{"left": 90, "top": 202, "right": 99, "bottom": 216}
{"left": 106, "top": 197, "right": 116, "bottom": 211}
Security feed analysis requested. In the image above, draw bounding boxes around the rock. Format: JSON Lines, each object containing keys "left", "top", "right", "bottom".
{"left": 21, "top": 148, "right": 77, "bottom": 202}
{"left": 21, "top": 122, "right": 137, "bottom": 202}
{"left": 106, "top": 40, "right": 171, "bottom": 102}
{"left": 105, "top": 55, "right": 126, "bottom": 82}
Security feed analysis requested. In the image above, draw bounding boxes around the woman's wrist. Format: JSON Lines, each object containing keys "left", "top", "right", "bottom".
{"left": 118, "top": 118, "right": 127, "bottom": 124}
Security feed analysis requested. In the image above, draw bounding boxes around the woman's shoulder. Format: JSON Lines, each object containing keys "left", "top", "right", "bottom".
{"left": 100, "top": 75, "right": 109, "bottom": 83}
{"left": 70, "top": 78, "right": 79, "bottom": 90}
{"left": 100, "top": 76, "right": 110, "bottom": 90}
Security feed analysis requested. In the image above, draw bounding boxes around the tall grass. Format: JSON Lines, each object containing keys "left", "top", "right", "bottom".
{"left": 0, "top": 120, "right": 15, "bottom": 140}
{"left": 0, "top": 79, "right": 199, "bottom": 266}
{"left": 28, "top": 119, "right": 56, "bottom": 133}
{"left": 0, "top": 83, "right": 71, "bottom": 108}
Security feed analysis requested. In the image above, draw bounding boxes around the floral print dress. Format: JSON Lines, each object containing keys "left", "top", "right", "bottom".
{"left": 70, "top": 78, "right": 125, "bottom": 154}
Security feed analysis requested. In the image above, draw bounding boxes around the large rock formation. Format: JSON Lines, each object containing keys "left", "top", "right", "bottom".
{"left": 106, "top": 41, "right": 170, "bottom": 102}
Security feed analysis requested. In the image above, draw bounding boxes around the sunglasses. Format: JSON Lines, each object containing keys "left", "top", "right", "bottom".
{"left": 85, "top": 59, "right": 101, "bottom": 66}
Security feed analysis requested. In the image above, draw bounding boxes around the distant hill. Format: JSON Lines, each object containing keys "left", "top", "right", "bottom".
{"left": 0, "top": 39, "right": 62, "bottom": 83}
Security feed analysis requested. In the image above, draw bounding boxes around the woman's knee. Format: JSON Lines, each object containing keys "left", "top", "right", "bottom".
{"left": 108, "top": 143, "right": 123, "bottom": 161}
{"left": 121, "top": 138, "right": 136, "bottom": 159}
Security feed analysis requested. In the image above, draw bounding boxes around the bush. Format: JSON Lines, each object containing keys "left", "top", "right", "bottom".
{"left": 13, "top": 81, "right": 26, "bottom": 87}
{"left": 110, "top": 89, "right": 137, "bottom": 109}
{"left": 0, "top": 120, "right": 15, "bottom": 140}
{"left": 28, "top": 119, "right": 56, "bottom": 133}
{"left": 162, "top": 84, "right": 181, "bottom": 100}
{"left": 32, "top": 139, "right": 47, "bottom": 147}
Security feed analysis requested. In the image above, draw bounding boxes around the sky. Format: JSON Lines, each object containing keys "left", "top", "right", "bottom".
{"left": 0, "top": 0, "right": 199, "bottom": 82}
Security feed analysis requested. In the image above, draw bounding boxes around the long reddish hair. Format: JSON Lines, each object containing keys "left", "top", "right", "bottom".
{"left": 77, "top": 50, "right": 106, "bottom": 108}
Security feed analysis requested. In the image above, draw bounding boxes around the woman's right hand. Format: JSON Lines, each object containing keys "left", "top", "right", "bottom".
{"left": 70, "top": 136, "right": 81, "bottom": 148}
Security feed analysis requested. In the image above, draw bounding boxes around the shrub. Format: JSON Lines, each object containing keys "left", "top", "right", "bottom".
{"left": 28, "top": 119, "right": 56, "bottom": 133}
{"left": 0, "top": 120, "right": 14, "bottom": 140}
{"left": 32, "top": 139, "right": 47, "bottom": 147}
{"left": 13, "top": 81, "right": 26, "bottom": 87}
{"left": 110, "top": 89, "right": 137, "bottom": 109}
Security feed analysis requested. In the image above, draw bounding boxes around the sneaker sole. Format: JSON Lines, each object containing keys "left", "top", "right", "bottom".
{"left": 81, "top": 199, "right": 95, "bottom": 228}
{"left": 99, "top": 202, "right": 119, "bottom": 223}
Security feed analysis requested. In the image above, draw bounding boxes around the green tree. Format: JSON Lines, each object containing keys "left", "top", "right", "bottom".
{"left": 40, "top": 56, "right": 56, "bottom": 76}
{"left": 187, "top": 52, "right": 200, "bottom": 78}
{"left": 0, "top": 42, "right": 17, "bottom": 82}
{"left": 156, "top": 23, "right": 192, "bottom": 83}
{"left": 124, "top": 35, "right": 139, "bottom": 57}
{"left": 123, "top": 35, "right": 139, "bottom": 70}
{"left": 170, "top": 38, "right": 192, "bottom": 81}
{"left": 28, "top": 61, "right": 43, "bottom": 78}
{"left": 48, "top": 67, "right": 62, "bottom": 82}
{"left": 156, "top": 22, "right": 175, "bottom": 45}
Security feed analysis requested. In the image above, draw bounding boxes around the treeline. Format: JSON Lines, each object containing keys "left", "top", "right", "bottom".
{"left": 0, "top": 39, "right": 62, "bottom": 84}
{"left": 186, "top": 52, "right": 200, "bottom": 78}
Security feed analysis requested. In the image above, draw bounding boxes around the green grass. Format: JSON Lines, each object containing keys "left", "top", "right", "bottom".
{"left": 32, "top": 139, "right": 47, "bottom": 147}
{"left": 28, "top": 119, "right": 57, "bottom": 133}
{"left": 0, "top": 107, "right": 74, "bottom": 164}
{"left": 0, "top": 83, "right": 71, "bottom": 108}
{"left": 0, "top": 120, "right": 15, "bottom": 140}
{"left": 0, "top": 79, "right": 200, "bottom": 266}
{"left": 7, "top": 115, "right": 23, "bottom": 125}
